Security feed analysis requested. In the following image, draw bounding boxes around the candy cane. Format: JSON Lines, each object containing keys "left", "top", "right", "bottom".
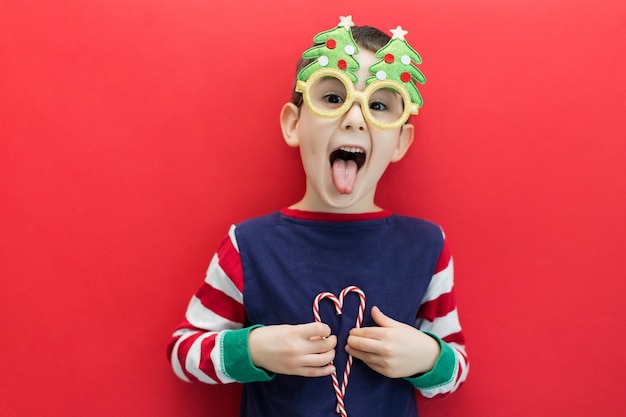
{"left": 313, "top": 291, "right": 344, "bottom": 414}
{"left": 312, "top": 286, "right": 367, "bottom": 417}
{"left": 338, "top": 286, "right": 365, "bottom": 398}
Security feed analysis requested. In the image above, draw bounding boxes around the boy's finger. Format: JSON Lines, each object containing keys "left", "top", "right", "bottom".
{"left": 346, "top": 334, "right": 382, "bottom": 354}
{"left": 349, "top": 326, "right": 386, "bottom": 340}
{"left": 303, "top": 348, "right": 336, "bottom": 367}
{"left": 298, "top": 363, "right": 336, "bottom": 378}
{"left": 345, "top": 343, "right": 383, "bottom": 368}
{"left": 371, "top": 306, "right": 403, "bottom": 328}
{"left": 308, "top": 334, "right": 337, "bottom": 353}
{"left": 299, "top": 322, "right": 332, "bottom": 339}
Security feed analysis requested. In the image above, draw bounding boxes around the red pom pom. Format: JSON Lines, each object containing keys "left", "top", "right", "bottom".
{"left": 338, "top": 59, "right": 347, "bottom": 70}
{"left": 326, "top": 39, "right": 337, "bottom": 49}
{"left": 384, "top": 54, "right": 395, "bottom": 63}
{"left": 400, "top": 72, "right": 411, "bottom": 82}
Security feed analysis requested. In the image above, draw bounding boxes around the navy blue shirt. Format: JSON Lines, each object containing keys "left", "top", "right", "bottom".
{"left": 235, "top": 210, "right": 444, "bottom": 417}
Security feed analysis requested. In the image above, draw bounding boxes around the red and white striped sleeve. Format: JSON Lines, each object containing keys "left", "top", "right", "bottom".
{"left": 412, "top": 235, "right": 469, "bottom": 397}
{"left": 167, "top": 225, "right": 247, "bottom": 384}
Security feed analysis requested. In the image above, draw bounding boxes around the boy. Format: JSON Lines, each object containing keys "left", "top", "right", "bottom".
{"left": 168, "top": 16, "right": 468, "bottom": 417}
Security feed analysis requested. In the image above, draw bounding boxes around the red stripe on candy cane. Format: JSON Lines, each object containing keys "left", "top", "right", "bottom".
{"left": 312, "top": 286, "right": 366, "bottom": 417}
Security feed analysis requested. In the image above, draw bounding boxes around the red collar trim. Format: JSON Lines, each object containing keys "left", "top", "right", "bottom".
{"left": 280, "top": 208, "right": 393, "bottom": 222}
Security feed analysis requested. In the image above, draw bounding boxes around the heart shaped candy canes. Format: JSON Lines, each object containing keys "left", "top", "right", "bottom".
{"left": 312, "top": 286, "right": 366, "bottom": 417}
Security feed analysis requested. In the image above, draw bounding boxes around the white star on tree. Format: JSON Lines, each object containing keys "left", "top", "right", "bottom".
{"left": 338, "top": 15, "right": 355, "bottom": 30}
{"left": 390, "top": 25, "right": 408, "bottom": 40}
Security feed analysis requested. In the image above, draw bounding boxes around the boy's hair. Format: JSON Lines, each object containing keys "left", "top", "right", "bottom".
{"left": 290, "top": 25, "right": 392, "bottom": 105}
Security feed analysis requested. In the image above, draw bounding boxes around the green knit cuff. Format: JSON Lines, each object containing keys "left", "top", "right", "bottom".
{"left": 221, "top": 325, "right": 275, "bottom": 383}
{"left": 405, "top": 332, "right": 457, "bottom": 389}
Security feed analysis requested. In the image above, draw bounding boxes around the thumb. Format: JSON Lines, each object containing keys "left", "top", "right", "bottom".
{"left": 371, "top": 306, "right": 403, "bottom": 328}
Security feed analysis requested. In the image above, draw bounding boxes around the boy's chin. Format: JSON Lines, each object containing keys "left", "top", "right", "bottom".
{"left": 320, "top": 188, "right": 377, "bottom": 213}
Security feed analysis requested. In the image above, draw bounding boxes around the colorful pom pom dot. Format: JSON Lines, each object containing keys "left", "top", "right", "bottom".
{"left": 384, "top": 54, "right": 395, "bottom": 64}
{"left": 344, "top": 45, "right": 355, "bottom": 55}
{"left": 376, "top": 70, "right": 387, "bottom": 80}
{"left": 400, "top": 72, "right": 411, "bottom": 82}
{"left": 401, "top": 55, "right": 411, "bottom": 65}
{"left": 319, "top": 56, "right": 329, "bottom": 67}
{"left": 326, "top": 39, "right": 337, "bottom": 49}
{"left": 338, "top": 59, "right": 347, "bottom": 70}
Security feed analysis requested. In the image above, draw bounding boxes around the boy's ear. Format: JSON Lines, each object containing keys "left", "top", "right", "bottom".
{"left": 280, "top": 103, "right": 300, "bottom": 148}
{"left": 391, "top": 123, "right": 415, "bottom": 162}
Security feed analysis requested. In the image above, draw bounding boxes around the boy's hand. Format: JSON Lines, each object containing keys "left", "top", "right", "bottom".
{"left": 346, "top": 306, "right": 440, "bottom": 378}
{"left": 249, "top": 322, "right": 337, "bottom": 377}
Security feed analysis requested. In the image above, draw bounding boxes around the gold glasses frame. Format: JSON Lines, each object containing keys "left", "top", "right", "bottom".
{"left": 295, "top": 68, "right": 419, "bottom": 130}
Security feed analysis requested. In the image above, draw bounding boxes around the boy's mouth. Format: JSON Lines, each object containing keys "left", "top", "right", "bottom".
{"left": 329, "top": 147, "right": 366, "bottom": 195}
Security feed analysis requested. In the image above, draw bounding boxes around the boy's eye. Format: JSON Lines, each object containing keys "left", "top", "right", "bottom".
{"left": 323, "top": 93, "right": 345, "bottom": 104}
{"left": 369, "top": 101, "right": 388, "bottom": 111}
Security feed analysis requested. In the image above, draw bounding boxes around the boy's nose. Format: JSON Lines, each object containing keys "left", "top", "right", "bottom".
{"left": 341, "top": 102, "right": 367, "bottom": 132}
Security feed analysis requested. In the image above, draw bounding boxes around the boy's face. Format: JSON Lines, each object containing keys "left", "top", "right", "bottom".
{"left": 281, "top": 49, "right": 414, "bottom": 213}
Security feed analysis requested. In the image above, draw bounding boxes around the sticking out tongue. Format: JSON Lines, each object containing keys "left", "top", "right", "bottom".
{"left": 331, "top": 159, "right": 358, "bottom": 194}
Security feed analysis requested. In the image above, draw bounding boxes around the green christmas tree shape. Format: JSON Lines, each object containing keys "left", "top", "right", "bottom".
{"left": 366, "top": 26, "right": 426, "bottom": 108}
{"left": 297, "top": 16, "right": 361, "bottom": 84}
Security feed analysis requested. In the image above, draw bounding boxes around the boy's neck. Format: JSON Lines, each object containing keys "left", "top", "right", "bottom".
{"left": 281, "top": 207, "right": 392, "bottom": 222}
{"left": 289, "top": 186, "right": 381, "bottom": 214}
{"left": 288, "top": 200, "right": 383, "bottom": 215}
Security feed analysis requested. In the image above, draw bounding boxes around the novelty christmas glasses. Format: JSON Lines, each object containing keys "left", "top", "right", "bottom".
{"left": 296, "top": 15, "right": 425, "bottom": 130}
{"left": 296, "top": 68, "right": 417, "bottom": 130}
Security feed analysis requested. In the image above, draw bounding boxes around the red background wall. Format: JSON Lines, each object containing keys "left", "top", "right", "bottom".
{"left": 2, "top": 0, "right": 625, "bottom": 416}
